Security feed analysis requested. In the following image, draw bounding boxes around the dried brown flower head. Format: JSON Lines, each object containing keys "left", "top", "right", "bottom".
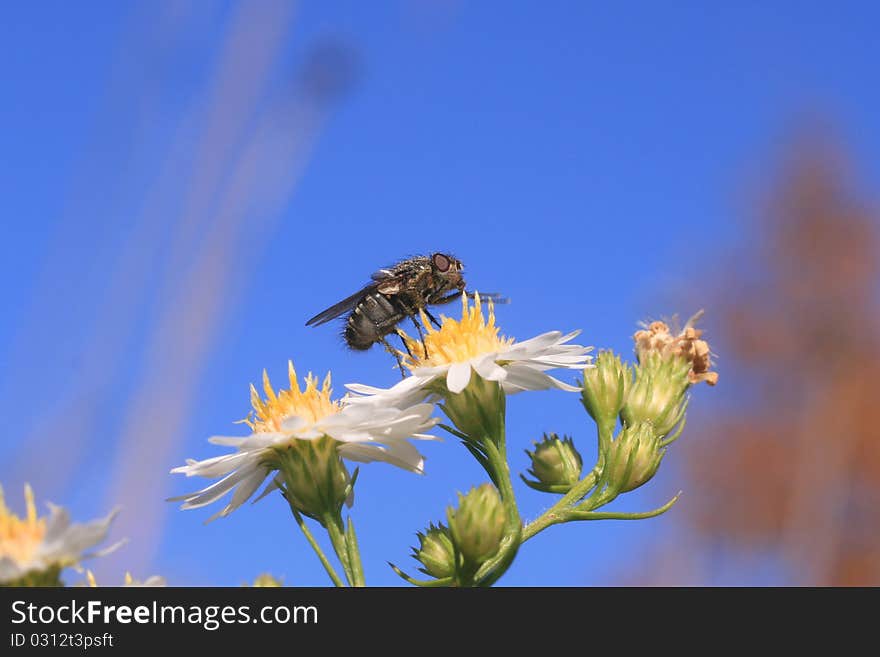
{"left": 634, "top": 311, "right": 718, "bottom": 386}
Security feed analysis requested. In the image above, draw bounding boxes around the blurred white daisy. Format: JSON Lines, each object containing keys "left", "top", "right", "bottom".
{"left": 346, "top": 293, "right": 593, "bottom": 405}
{"left": 0, "top": 484, "right": 122, "bottom": 585}
{"left": 170, "top": 362, "right": 438, "bottom": 521}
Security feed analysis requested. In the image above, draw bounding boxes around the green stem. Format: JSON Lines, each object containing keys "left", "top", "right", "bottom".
{"left": 345, "top": 517, "right": 366, "bottom": 587}
{"left": 567, "top": 492, "right": 681, "bottom": 521}
{"left": 389, "top": 562, "right": 455, "bottom": 587}
{"left": 473, "top": 436, "right": 522, "bottom": 587}
{"left": 322, "top": 511, "right": 354, "bottom": 586}
{"left": 521, "top": 468, "right": 598, "bottom": 541}
{"left": 284, "top": 494, "right": 345, "bottom": 588}
{"left": 594, "top": 416, "right": 615, "bottom": 471}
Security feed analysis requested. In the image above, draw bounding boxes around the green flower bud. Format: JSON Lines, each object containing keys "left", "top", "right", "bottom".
{"left": 250, "top": 573, "right": 283, "bottom": 587}
{"left": 412, "top": 523, "right": 456, "bottom": 579}
{"left": 269, "top": 436, "right": 352, "bottom": 523}
{"left": 620, "top": 352, "right": 689, "bottom": 436}
{"left": 447, "top": 484, "right": 505, "bottom": 568}
{"left": 523, "top": 433, "right": 583, "bottom": 493}
{"left": 439, "top": 373, "right": 505, "bottom": 445}
{"left": 581, "top": 351, "right": 632, "bottom": 423}
{"left": 606, "top": 422, "right": 665, "bottom": 493}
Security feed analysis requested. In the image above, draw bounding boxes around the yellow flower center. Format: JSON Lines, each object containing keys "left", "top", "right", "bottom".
{"left": 0, "top": 484, "right": 46, "bottom": 567}
{"left": 402, "top": 293, "right": 514, "bottom": 371}
{"left": 245, "top": 361, "right": 340, "bottom": 432}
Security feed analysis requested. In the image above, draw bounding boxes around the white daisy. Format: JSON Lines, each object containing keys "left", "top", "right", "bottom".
{"left": 345, "top": 293, "right": 593, "bottom": 405}
{"left": 0, "top": 484, "right": 123, "bottom": 584}
{"left": 170, "top": 362, "right": 438, "bottom": 521}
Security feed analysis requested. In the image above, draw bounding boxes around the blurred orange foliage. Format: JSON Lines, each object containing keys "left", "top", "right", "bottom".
{"left": 684, "top": 136, "right": 880, "bottom": 585}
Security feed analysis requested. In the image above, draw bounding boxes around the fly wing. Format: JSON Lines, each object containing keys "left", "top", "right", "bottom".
{"left": 305, "top": 283, "right": 377, "bottom": 327}
{"left": 371, "top": 255, "right": 429, "bottom": 282}
{"left": 371, "top": 265, "right": 415, "bottom": 295}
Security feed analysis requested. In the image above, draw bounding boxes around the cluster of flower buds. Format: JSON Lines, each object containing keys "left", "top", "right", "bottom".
{"left": 623, "top": 312, "right": 716, "bottom": 436}
{"left": 412, "top": 483, "right": 505, "bottom": 583}
{"left": 603, "top": 312, "right": 717, "bottom": 492}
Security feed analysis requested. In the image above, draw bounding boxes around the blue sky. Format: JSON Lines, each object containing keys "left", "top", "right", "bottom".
{"left": 1, "top": 1, "right": 879, "bottom": 586}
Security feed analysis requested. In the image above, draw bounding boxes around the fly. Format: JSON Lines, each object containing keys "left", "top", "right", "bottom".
{"left": 306, "top": 253, "right": 502, "bottom": 374}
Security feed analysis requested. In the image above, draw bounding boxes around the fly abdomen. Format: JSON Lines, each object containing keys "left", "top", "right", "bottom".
{"left": 344, "top": 292, "right": 407, "bottom": 350}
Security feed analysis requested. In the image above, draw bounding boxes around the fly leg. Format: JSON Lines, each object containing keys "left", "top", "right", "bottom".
{"left": 423, "top": 309, "right": 442, "bottom": 330}
{"left": 408, "top": 315, "right": 430, "bottom": 358}
{"left": 394, "top": 328, "right": 415, "bottom": 358}
{"left": 395, "top": 298, "right": 431, "bottom": 358}
{"left": 378, "top": 336, "right": 406, "bottom": 378}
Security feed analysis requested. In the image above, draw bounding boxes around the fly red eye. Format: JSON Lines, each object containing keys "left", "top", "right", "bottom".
{"left": 432, "top": 253, "right": 451, "bottom": 272}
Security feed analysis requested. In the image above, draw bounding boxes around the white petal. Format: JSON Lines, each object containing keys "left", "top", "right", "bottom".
{"left": 207, "top": 468, "right": 269, "bottom": 522}
{"left": 171, "top": 451, "right": 253, "bottom": 478}
{"left": 472, "top": 354, "right": 508, "bottom": 381}
{"left": 540, "top": 373, "right": 584, "bottom": 392}
{"left": 234, "top": 432, "right": 289, "bottom": 449}
{"left": 324, "top": 403, "right": 376, "bottom": 424}
{"left": 41, "top": 503, "right": 72, "bottom": 544}
{"left": 501, "top": 365, "right": 561, "bottom": 392}
{"left": 344, "top": 374, "right": 437, "bottom": 408}
{"left": 80, "top": 538, "right": 127, "bottom": 561}
{"left": 381, "top": 438, "right": 428, "bottom": 471}
{"left": 207, "top": 435, "right": 248, "bottom": 447}
{"left": 555, "top": 329, "right": 584, "bottom": 344}
{"left": 411, "top": 432, "right": 443, "bottom": 441}
{"left": 322, "top": 401, "right": 438, "bottom": 444}
{"left": 338, "top": 440, "right": 426, "bottom": 474}
{"left": 291, "top": 427, "right": 323, "bottom": 440}
{"left": 344, "top": 383, "right": 388, "bottom": 396}
{"left": 280, "top": 416, "right": 308, "bottom": 432}
{"left": 169, "top": 462, "right": 262, "bottom": 509}
{"left": 532, "top": 353, "right": 593, "bottom": 366}
{"left": 502, "top": 331, "right": 564, "bottom": 355}
{"left": 252, "top": 475, "right": 283, "bottom": 504}
{"left": 446, "top": 362, "right": 472, "bottom": 393}
{"left": 325, "top": 429, "right": 374, "bottom": 444}
{"left": 501, "top": 330, "right": 588, "bottom": 362}
{"left": 407, "top": 365, "right": 449, "bottom": 377}
{"left": 37, "top": 507, "right": 121, "bottom": 564}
